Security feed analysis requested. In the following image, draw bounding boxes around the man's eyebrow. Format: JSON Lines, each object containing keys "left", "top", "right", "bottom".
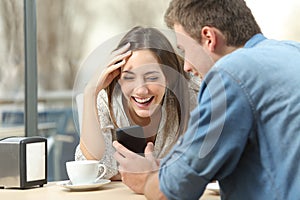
{"left": 177, "top": 45, "right": 184, "bottom": 51}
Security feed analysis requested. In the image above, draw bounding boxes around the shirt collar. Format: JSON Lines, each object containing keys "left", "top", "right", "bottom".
{"left": 244, "top": 33, "right": 266, "bottom": 48}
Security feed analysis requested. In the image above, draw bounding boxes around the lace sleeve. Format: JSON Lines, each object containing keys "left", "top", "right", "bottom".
{"left": 97, "top": 130, "right": 118, "bottom": 179}
{"left": 96, "top": 90, "right": 118, "bottom": 179}
{"left": 74, "top": 130, "right": 118, "bottom": 179}
{"left": 74, "top": 90, "right": 118, "bottom": 179}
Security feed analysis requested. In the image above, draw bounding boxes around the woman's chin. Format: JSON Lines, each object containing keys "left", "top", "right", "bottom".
{"left": 134, "top": 110, "right": 151, "bottom": 118}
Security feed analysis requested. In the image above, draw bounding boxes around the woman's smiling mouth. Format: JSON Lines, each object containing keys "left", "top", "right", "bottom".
{"left": 132, "top": 96, "right": 154, "bottom": 106}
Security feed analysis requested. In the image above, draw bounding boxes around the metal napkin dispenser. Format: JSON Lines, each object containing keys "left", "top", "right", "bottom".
{"left": 0, "top": 136, "right": 47, "bottom": 188}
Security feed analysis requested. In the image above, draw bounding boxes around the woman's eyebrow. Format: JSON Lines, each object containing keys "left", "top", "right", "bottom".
{"left": 122, "top": 70, "right": 135, "bottom": 74}
{"left": 122, "top": 70, "right": 161, "bottom": 75}
{"left": 144, "top": 71, "right": 160, "bottom": 76}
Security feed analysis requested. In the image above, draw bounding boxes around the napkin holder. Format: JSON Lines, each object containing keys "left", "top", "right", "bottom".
{"left": 0, "top": 136, "right": 47, "bottom": 188}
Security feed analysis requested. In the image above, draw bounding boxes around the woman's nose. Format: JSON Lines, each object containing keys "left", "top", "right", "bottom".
{"left": 134, "top": 78, "right": 148, "bottom": 95}
{"left": 135, "top": 83, "right": 149, "bottom": 95}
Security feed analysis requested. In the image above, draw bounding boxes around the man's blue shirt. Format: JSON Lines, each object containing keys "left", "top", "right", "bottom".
{"left": 159, "top": 34, "right": 300, "bottom": 200}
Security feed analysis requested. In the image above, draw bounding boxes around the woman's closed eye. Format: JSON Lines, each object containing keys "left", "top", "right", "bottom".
{"left": 145, "top": 76, "right": 159, "bottom": 82}
{"left": 121, "top": 70, "right": 136, "bottom": 81}
{"left": 122, "top": 76, "right": 135, "bottom": 81}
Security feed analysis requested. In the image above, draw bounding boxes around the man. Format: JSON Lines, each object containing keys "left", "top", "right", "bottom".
{"left": 113, "top": 0, "right": 300, "bottom": 199}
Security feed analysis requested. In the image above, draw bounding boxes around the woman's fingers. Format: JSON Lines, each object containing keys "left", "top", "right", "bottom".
{"left": 108, "top": 42, "right": 131, "bottom": 66}
{"left": 95, "top": 43, "right": 132, "bottom": 90}
{"left": 113, "top": 141, "right": 136, "bottom": 159}
{"left": 86, "top": 44, "right": 131, "bottom": 93}
{"left": 144, "top": 142, "right": 155, "bottom": 160}
{"left": 107, "top": 50, "right": 132, "bottom": 66}
{"left": 101, "top": 60, "right": 125, "bottom": 85}
{"left": 111, "top": 43, "right": 130, "bottom": 57}
{"left": 95, "top": 58, "right": 125, "bottom": 91}
{"left": 105, "top": 59, "right": 125, "bottom": 75}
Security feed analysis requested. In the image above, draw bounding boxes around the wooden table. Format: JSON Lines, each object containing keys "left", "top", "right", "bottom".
{"left": 0, "top": 181, "right": 220, "bottom": 200}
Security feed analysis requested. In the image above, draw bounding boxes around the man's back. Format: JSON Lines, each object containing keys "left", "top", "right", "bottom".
{"left": 215, "top": 34, "right": 300, "bottom": 199}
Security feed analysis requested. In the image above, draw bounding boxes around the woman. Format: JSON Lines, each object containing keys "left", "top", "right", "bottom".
{"left": 75, "top": 26, "right": 200, "bottom": 180}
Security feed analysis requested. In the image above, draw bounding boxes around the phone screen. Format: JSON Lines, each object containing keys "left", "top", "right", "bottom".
{"left": 116, "top": 125, "right": 147, "bottom": 154}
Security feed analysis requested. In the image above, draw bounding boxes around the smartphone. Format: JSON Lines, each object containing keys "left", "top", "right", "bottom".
{"left": 116, "top": 125, "right": 147, "bottom": 154}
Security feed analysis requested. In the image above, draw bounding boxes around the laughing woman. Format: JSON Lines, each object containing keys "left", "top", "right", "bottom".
{"left": 75, "top": 26, "right": 200, "bottom": 180}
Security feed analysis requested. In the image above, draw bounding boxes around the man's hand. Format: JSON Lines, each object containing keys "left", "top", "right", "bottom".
{"left": 113, "top": 141, "right": 159, "bottom": 194}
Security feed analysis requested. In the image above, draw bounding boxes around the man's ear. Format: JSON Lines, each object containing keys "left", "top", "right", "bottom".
{"left": 201, "top": 26, "right": 216, "bottom": 52}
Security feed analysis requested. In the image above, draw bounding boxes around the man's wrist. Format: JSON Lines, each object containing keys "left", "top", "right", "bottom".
{"left": 144, "top": 171, "right": 167, "bottom": 200}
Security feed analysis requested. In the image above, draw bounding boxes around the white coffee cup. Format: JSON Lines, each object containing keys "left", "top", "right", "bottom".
{"left": 66, "top": 160, "right": 107, "bottom": 185}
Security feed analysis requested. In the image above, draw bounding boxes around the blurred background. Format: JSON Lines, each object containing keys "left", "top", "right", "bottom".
{"left": 0, "top": 0, "right": 299, "bottom": 182}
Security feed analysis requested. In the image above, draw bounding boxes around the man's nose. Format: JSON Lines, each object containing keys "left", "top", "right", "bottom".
{"left": 183, "top": 60, "right": 193, "bottom": 73}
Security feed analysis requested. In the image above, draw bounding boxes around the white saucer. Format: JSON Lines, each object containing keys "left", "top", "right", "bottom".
{"left": 206, "top": 181, "right": 220, "bottom": 194}
{"left": 57, "top": 179, "right": 111, "bottom": 191}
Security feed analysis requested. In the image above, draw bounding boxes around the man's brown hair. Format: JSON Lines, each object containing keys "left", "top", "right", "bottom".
{"left": 165, "top": 0, "right": 261, "bottom": 46}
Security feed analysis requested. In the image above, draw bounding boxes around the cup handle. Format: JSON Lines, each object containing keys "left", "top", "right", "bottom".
{"left": 95, "top": 163, "right": 107, "bottom": 182}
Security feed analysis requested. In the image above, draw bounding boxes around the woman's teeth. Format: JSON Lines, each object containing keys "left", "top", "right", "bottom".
{"left": 133, "top": 97, "right": 152, "bottom": 104}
